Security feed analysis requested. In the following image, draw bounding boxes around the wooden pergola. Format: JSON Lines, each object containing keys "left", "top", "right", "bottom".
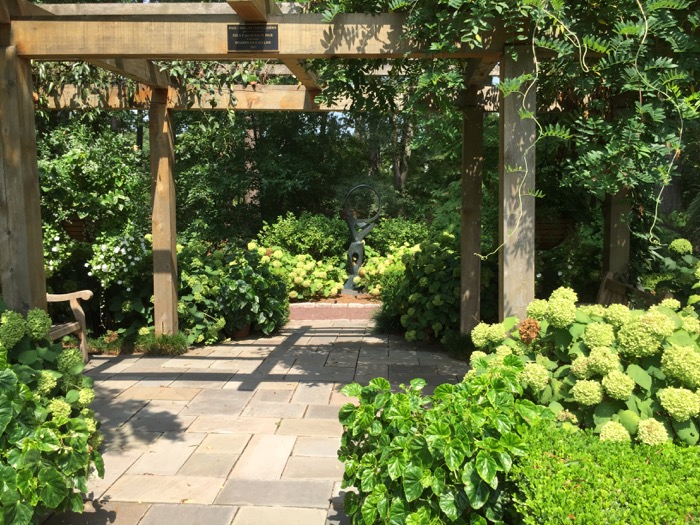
{"left": 0, "top": 0, "right": 630, "bottom": 336}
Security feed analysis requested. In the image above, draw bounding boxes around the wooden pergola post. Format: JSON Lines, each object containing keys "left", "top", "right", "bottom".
{"left": 0, "top": 44, "right": 46, "bottom": 312}
{"left": 499, "top": 45, "right": 536, "bottom": 320}
{"left": 460, "top": 87, "right": 484, "bottom": 335}
{"left": 603, "top": 189, "right": 631, "bottom": 277}
{"left": 150, "top": 88, "right": 178, "bottom": 335}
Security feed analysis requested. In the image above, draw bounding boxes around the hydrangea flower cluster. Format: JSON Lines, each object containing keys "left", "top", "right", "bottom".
{"left": 661, "top": 344, "right": 700, "bottom": 389}
{"left": 637, "top": 418, "right": 670, "bottom": 445}
{"left": 518, "top": 318, "right": 540, "bottom": 345}
{"left": 604, "top": 303, "right": 631, "bottom": 329}
{"left": 602, "top": 370, "right": 635, "bottom": 400}
{"left": 587, "top": 346, "right": 620, "bottom": 375}
{"left": 36, "top": 370, "right": 58, "bottom": 396}
{"left": 0, "top": 310, "right": 26, "bottom": 349}
{"left": 469, "top": 350, "right": 488, "bottom": 367}
{"left": 617, "top": 319, "right": 661, "bottom": 358}
{"left": 659, "top": 298, "right": 681, "bottom": 311}
{"left": 25, "top": 309, "right": 52, "bottom": 342}
{"left": 48, "top": 398, "right": 72, "bottom": 421}
{"left": 657, "top": 387, "right": 700, "bottom": 422}
{"left": 599, "top": 421, "right": 631, "bottom": 442}
{"left": 571, "top": 380, "right": 603, "bottom": 406}
{"left": 582, "top": 322, "right": 615, "bottom": 349}
{"left": 571, "top": 356, "right": 592, "bottom": 379}
{"left": 579, "top": 304, "right": 606, "bottom": 318}
{"left": 526, "top": 299, "right": 549, "bottom": 321}
{"left": 641, "top": 310, "right": 676, "bottom": 339}
{"left": 547, "top": 297, "right": 577, "bottom": 329}
{"left": 470, "top": 322, "right": 507, "bottom": 349}
{"left": 520, "top": 362, "right": 550, "bottom": 391}
{"left": 669, "top": 238, "right": 693, "bottom": 255}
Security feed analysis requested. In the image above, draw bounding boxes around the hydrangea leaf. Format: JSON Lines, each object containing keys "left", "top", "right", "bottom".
{"left": 672, "top": 418, "right": 699, "bottom": 446}
{"left": 626, "top": 364, "right": 653, "bottom": 391}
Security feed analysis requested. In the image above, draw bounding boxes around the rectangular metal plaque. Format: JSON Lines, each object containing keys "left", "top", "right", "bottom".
{"left": 228, "top": 24, "right": 279, "bottom": 52}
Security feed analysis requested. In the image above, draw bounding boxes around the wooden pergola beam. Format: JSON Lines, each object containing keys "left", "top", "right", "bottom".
{"left": 38, "top": 83, "right": 500, "bottom": 112}
{"left": 227, "top": 0, "right": 271, "bottom": 22}
{"left": 88, "top": 59, "right": 170, "bottom": 89}
{"left": 11, "top": 14, "right": 503, "bottom": 60}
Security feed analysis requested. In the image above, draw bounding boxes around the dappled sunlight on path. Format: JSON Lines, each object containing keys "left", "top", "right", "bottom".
{"left": 42, "top": 316, "right": 469, "bottom": 525}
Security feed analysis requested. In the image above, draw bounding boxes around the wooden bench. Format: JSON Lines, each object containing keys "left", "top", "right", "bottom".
{"left": 597, "top": 271, "right": 669, "bottom": 308}
{"left": 47, "top": 290, "right": 93, "bottom": 362}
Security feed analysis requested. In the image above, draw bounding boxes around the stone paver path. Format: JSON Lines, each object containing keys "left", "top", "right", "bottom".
{"left": 42, "top": 313, "right": 469, "bottom": 525}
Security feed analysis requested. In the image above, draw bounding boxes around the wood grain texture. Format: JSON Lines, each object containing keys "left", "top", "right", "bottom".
{"left": 0, "top": 46, "right": 46, "bottom": 312}
{"left": 150, "top": 88, "right": 178, "bottom": 336}
{"left": 12, "top": 14, "right": 502, "bottom": 60}
{"left": 498, "top": 45, "right": 536, "bottom": 320}
{"left": 460, "top": 88, "right": 483, "bottom": 335}
{"left": 89, "top": 59, "right": 170, "bottom": 88}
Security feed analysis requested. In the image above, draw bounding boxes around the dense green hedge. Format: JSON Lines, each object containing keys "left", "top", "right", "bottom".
{"left": 511, "top": 423, "right": 700, "bottom": 524}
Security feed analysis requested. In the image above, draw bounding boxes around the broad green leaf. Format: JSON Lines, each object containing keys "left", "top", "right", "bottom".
{"left": 17, "top": 350, "right": 38, "bottom": 366}
{"left": 475, "top": 450, "right": 498, "bottom": 485}
{"left": 369, "top": 377, "right": 391, "bottom": 391}
{"left": 444, "top": 438, "right": 466, "bottom": 470}
{"left": 0, "top": 407, "right": 13, "bottom": 436}
{"left": 361, "top": 496, "right": 378, "bottom": 525}
{"left": 338, "top": 403, "right": 356, "bottom": 425}
{"left": 389, "top": 498, "right": 408, "bottom": 525}
{"left": 666, "top": 330, "right": 694, "bottom": 347}
{"left": 360, "top": 468, "right": 377, "bottom": 493}
{"left": 6, "top": 502, "right": 33, "bottom": 525}
{"left": 432, "top": 383, "right": 454, "bottom": 401}
{"left": 500, "top": 433, "right": 527, "bottom": 456}
{"left": 402, "top": 464, "right": 424, "bottom": 502}
{"left": 409, "top": 378, "right": 427, "bottom": 391}
{"left": 388, "top": 454, "right": 407, "bottom": 481}
{"left": 627, "top": 364, "right": 653, "bottom": 391}
{"left": 340, "top": 383, "right": 362, "bottom": 397}
{"left": 0, "top": 369, "right": 18, "bottom": 392}
{"left": 569, "top": 322, "right": 586, "bottom": 340}
{"left": 593, "top": 400, "right": 622, "bottom": 427}
{"left": 431, "top": 467, "right": 446, "bottom": 495}
{"left": 408, "top": 436, "right": 431, "bottom": 466}
{"left": 439, "top": 490, "right": 461, "bottom": 521}
{"left": 494, "top": 451, "right": 513, "bottom": 473}
{"left": 406, "top": 507, "right": 431, "bottom": 525}
{"left": 65, "top": 390, "right": 80, "bottom": 404}
{"left": 38, "top": 468, "right": 66, "bottom": 508}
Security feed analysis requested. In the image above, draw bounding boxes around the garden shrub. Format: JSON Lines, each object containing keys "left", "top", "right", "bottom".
{"left": 511, "top": 423, "right": 700, "bottom": 524}
{"left": 643, "top": 236, "right": 700, "bottom": 310}
{"left": 178, "top": 242, "right": 289, "bottom": 344}
{"left": 366, "top": 217, "right": 429, "bottom": 256}
{"left": 256, "top": 211, "right": 348, "bottom": 261}
{"left": 249, "top": 242, "right": 345, "bottom": 301}
{"left": 395, "top": 231, "right": 461, "bottom": 343}
{"left": 354, "top": 243, "right": 415, "bottom": 297}
{"left": 0, "top": 304, "right": 103, "bottom": 524}
{"left": 338, "top": 358, "right": 552, "bottom": 524}
{"left": 470, "top": 286, "right": 700, "bottom": 446}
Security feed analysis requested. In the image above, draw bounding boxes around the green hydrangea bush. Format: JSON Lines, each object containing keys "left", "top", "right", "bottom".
{"left": 469, "top": 287, "right": 700, "bottom": 445}
{"left": 0, "top": 304, "right": 103, "bottom": 524}
{"left": 338, "top": 358, "right": 552, "bottom": 524}
{"left": 248, "top": 241, "right": 345, "bottom": 301}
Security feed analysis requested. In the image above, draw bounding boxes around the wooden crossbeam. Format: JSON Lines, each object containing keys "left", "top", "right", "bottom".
{"left": 227, "top": 0, "right": 271, "bottom": 22}
{"left": 38, "top": 83, "right": 351, "bottom": 112}
{"left": 88, "top": 59, "right": 170, "bottom": 89}
{"left": 11, "top": 13, "right": 503, "bottom": 60}
{"left": 38, "top": 83, "right": 499, "bottom": 112}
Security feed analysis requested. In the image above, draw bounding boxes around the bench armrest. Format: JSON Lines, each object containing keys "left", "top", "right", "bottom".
{"left": 46, "top": 290, "right": 93, "bottom": 362}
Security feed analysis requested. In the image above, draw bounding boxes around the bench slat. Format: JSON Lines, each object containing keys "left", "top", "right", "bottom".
{"left": 49, "top": 322, "right": 81, "bottom": 340}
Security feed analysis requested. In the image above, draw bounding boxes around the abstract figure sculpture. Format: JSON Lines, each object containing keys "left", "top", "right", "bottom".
{"left": 342, "top": 184, "right": 381, "bottom": 293}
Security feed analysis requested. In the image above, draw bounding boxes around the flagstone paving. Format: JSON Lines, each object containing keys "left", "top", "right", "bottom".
{"left": 42, "top": 312, "right": 470, "bottom": 524}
